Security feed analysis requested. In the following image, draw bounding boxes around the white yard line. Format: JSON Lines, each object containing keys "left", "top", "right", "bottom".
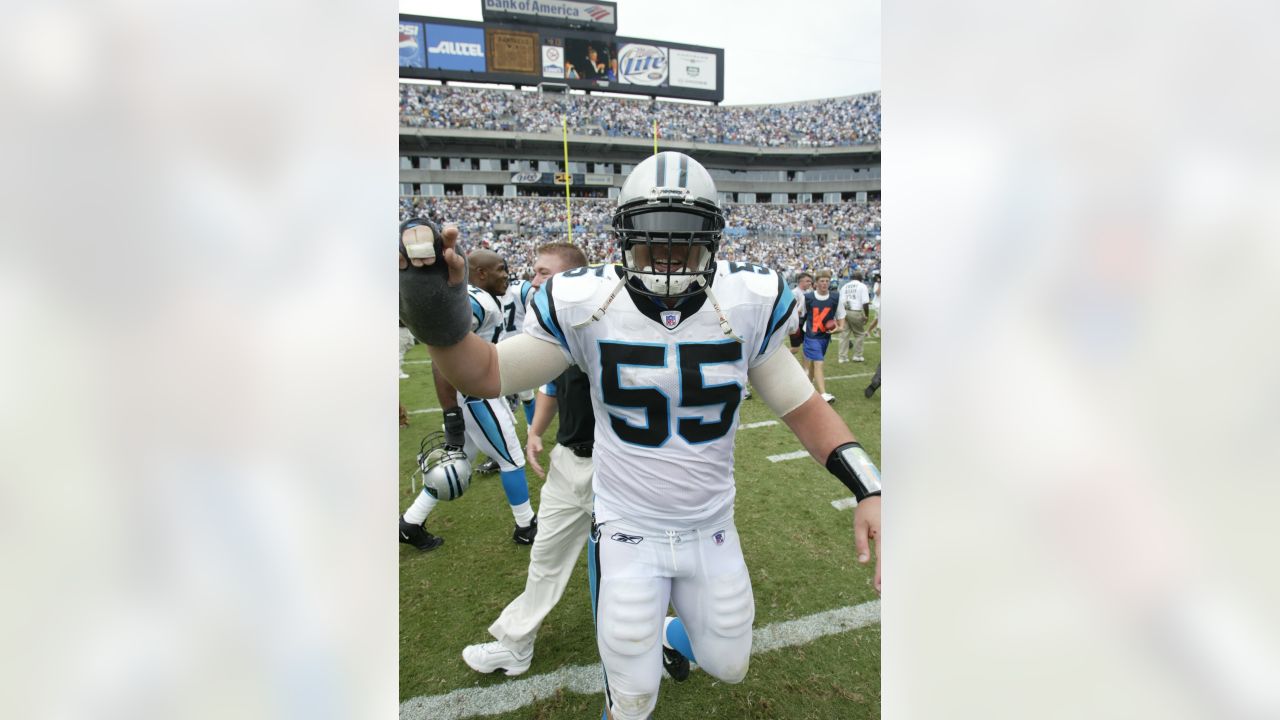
{"left": 399, "top": 600, "right": 881, "bottom": 720}
{"left": 767, "top": 450, "right": 811, "bottom": 463}
{"left": 738, "top": 420, "right": 779, "bottom": 430}
{"left": 831, "top": 497, "right": 859, "bottom": 511}
{"left": 408, "top": 408, "right": 442, "bottom": 415}
{"left": 825, "top": 371, "right": 875, "bottom": 381}
{"left": 403, "top": 360, "right": 433, "bottom": 365}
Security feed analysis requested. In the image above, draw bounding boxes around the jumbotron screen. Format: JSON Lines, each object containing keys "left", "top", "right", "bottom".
{"left": 399, "top": 14, "right": 723, "bottom": 103}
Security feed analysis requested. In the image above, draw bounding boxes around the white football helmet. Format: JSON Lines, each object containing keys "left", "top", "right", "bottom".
{"left": 612, "top": 151, "right": 724, "bottom": 299}
{"left": 416, "top": 431, "right": 471, "bottom": 501}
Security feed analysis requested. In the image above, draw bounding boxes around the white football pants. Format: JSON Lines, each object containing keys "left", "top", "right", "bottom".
{"left": 487, "top": 444, "right": 595, "bottom": 654}
{"left": 589, "top": 509, "right": 754, "bottom": 720}
{"left": 458, "top": 394, "right": 525, "bottom": 472}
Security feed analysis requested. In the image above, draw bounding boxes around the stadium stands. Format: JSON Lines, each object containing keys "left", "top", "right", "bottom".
{"left": 398, "top": 195, "right": 880, "bottom": 281}
{"left": 400, "top": 84, "right": 881, "bottom": 148}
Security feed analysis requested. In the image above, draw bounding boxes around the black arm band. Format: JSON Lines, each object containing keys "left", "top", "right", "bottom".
{"left": 442, "top": 408, "right": 465, "bottom": 448}
{"left": 398, "top": 218, "right": 472, "bottom": 347}
{"left": 826, "top": 441, "right": 882, "bottom": 502}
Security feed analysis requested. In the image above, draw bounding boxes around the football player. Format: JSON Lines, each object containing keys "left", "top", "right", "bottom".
{"left": 399, "top": 233, "right": 538, "bottom": 548}
{"left": 400, "top": 152, "right": 880, "bottom": 720}
{"left": 499, "top": 268, "right": 538, "bottom": 424}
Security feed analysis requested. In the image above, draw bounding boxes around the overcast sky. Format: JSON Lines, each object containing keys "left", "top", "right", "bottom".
{"left": 399, "top": 0, "right": 880, "bottom": 105}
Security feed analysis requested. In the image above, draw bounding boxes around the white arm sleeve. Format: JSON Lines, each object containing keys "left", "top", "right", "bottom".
{"left": 496, "top": 333, "right": 572, "bottom": 397}
{"left": 748, "top": 344, "right": 817, "bottom": 418}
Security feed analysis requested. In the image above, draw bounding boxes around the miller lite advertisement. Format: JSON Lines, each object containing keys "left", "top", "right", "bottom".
{"left": 617, "top": 43, "right": 668, "bottom": 87}
{"left": 399, "top": 22, "right": 425, "bottom": 68}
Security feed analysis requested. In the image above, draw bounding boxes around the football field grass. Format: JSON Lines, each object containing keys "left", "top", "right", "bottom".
{"left": 399, "top": 338, "right": 881, "bottom": 719}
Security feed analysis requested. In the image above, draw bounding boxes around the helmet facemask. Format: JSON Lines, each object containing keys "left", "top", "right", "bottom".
{"left": 416, "top": 431, "right": 471, "bottom": 501}
{"left": 613, "top": 193, "right": 723, "bottom": 300}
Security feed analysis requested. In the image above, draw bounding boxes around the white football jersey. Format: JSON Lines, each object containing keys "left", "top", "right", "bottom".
{"left": 524, "top": 261, "right": 796, "bottom": 529}
{"left": 498, "top": 280, "right": 536, "bottom": 342}
{"left": 468, "top": 285, "right": 504, "bottom": 345}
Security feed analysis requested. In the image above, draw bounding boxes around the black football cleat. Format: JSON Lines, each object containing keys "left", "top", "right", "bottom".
{"left": 513, "top": 515, "right": 538, "bottom": 545}
{"left": 477, "top": 459, "right": 500, "bottom": 475}
{"left": 399, "top": 516, "right": 444, "bottom": 552}
{"left": 663, "top": 645, "right": 690, "bottom": 682}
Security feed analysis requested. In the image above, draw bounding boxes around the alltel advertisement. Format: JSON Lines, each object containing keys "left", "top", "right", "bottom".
{"left": 399, "top": 22, "right": 425, "bottom": 68}
{"left": 617, "top": 44, "right": 668, "bottom": 86}
{"left": 425, "top": 24, "right": 486, "bottom": 72}
{"left": 669, "top": 48, "right": 716, "bottom": 91}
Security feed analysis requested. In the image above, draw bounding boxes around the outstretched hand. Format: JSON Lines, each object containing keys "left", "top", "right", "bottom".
{"left": 399, "top": 223, "right": 466, "bottom": 286}
{"left": 525, "top": 433, "right": 546, "bottom": 479}
{"left": 853, "top": 496, "right": 881, "bottom": 593}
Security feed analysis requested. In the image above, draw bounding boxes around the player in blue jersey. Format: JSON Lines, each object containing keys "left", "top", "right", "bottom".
{"left": 400, "top": 152, "right": 881, "bottom": 720}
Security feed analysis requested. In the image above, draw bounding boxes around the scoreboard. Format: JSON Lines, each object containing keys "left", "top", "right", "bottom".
{"left": 399, "top": 14, "right": 724, "bottom": 104}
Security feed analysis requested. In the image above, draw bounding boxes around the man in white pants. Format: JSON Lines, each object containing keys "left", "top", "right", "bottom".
{"left": 462, "top": 243, "right": 596, "bottom": 675}
{"left": 836, "top": 270, "right": 871, "bottom": 363}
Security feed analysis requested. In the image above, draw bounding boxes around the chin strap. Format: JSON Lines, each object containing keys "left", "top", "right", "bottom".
{"left": 571, "top": 274, "right": 628, "bottom": 329}
{"left": 702, "top": 284, "right": 744, "bottom": 343}
{"left": 569, "top": 272, "right": 743, "bottom": 344}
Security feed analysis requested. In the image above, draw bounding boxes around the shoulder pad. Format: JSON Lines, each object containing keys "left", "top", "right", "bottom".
{"left": 715, "top": 262, "right": 782, "bottom": 302}
{"left": 468, "top": 286, "right": 499, "bottom": 310}
{"left": 551, "top": 264, "right": 621, "bottom": 306}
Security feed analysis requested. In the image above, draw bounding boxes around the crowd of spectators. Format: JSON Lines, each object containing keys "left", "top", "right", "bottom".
{"left": 400, "top": 84, "right": 881, "bottom": 148}
{"left": 399, "top": 195, "right": 880, "bottom": 282}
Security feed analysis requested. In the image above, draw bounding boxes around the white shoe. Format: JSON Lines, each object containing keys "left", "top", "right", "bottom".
{"left": 821, "top": 392, "right": 836, "bottom": 404}
{"left": 400, "top": 372, "right": 410, "bottom": 379}
{"left": 854, "top": 356, "right": 865, "bottom": 362}
{"left": 462, "top": 641, "right": 532, "bottom": 676}
{"left": 837, "top": 358, "right": 848, "bottom": 364}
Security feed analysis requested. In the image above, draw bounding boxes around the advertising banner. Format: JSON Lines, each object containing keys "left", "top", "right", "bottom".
{"left": 482, "top": 0, "right": 617, "bottom": 33}
{"left": 425, "top": 24, "right": 486, "bottom": 72}
{"left": 399, "top": 13, "right": 722, "bottom": 102}
{"left": 617, "top": 43, "right": 668, "bottom": 86}
{"left": 399, "top": 22, "right": 425, "bottom": 68}
{"left": 669, "top": 48, "right": 716, "bottom": 90}
{"left": 508, "top": 172, "right": 608, "bottom": 186}
{"left": 486, "top": 29, "right": 539, "bottom": 75}
{"left": 542, "top": 43, "right": 565, "bottom": 78}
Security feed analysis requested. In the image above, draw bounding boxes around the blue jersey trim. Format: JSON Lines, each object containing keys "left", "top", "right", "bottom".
{"left": 531, "top": 280, "right": 569, "bottom": 352}
{"left": 465, "top": 398, "right": 514, "bottom": 465}
{"left": 758, "top": 275, "right": 796, "bottom": 356}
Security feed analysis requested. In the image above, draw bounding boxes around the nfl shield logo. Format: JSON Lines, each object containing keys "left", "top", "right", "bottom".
{"left": 713, "top": 530, "right": 725, "bottom": 545}
{"left": 661, "top": 310, "right": 681, "bottom": 329}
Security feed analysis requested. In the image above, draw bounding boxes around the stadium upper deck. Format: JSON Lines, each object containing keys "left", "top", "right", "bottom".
{"left": 400, "top": 83, "right": 880, "bottom": 148}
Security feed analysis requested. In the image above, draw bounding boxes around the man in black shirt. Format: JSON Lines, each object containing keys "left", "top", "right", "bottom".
{"left": 462, "top": 243, "right": 596, "bottom": 677}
